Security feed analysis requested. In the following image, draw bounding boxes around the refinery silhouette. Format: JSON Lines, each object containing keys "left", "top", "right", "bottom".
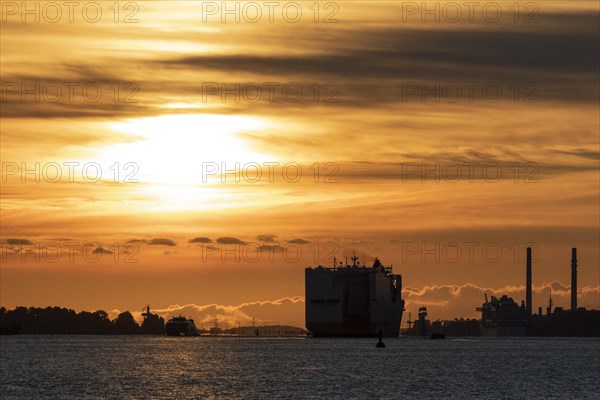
{"left": 404, "top": 247, "right": 599, "bottom": 337}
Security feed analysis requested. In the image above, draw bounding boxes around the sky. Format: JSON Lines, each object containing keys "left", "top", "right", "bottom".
{"left": 1, "top": 1, "right": 599, "bottom": 327}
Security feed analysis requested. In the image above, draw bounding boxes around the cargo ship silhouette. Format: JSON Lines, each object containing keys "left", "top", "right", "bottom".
{"left": 305, "top": 255, "right": 404, "bottom": 337}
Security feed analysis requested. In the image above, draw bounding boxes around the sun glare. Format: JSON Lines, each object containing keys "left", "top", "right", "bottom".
{"left": 100, "top": 114, "right": 273, "bottom": 185}
{"left": 75, "top": 114, "right": 277, "bottom": 210}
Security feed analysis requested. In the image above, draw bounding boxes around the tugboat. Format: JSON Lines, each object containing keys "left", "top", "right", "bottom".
{"left": 166, "top": 316, "right": 199, "bottom": 336}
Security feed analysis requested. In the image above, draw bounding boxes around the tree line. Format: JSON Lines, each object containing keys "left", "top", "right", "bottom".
{"left": 0, "top": 306, "right": 165, "bottom": 335}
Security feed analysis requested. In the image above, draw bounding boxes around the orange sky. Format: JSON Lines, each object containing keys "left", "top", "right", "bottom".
{"left": 1, "top": 1, "right": 599, "bottom": 326}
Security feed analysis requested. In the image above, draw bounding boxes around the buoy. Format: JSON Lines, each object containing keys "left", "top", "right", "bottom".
{"left": 376, "top": 329, "right": 385, "bottom": 348}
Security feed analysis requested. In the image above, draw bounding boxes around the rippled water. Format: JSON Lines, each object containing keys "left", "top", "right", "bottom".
{"left": 1, "top": 336, "right": 599, "bottom": 399}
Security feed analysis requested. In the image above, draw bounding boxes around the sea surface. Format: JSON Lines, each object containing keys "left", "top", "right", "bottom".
{"left": 1, "top": 336, "right": 599, "bottom": 399}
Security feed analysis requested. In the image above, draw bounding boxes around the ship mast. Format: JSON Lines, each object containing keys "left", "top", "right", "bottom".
{"left": 141, "top": 305, "right": 151, "bottom": 325}
{"left": 351, "top": 250, "right": 358, "bottom": 267}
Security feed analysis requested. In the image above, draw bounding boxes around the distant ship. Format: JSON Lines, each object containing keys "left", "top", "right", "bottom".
{"left": 165, "top": 316, "right": 199, "bottom": 336}
{"left": 305, "top": 255, "right": 404, "bottom": 337}
{"left": 477, "top": 294, "right": 527, "bottom": 336}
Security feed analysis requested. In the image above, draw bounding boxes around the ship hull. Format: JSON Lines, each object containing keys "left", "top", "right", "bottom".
{"left": 166, "top": 327, "right": 192, "bottom": 336}
{"left": 307, "top": 319, "right": 402, "bottom": 338}
{"left": 165, "top": 319, "right": 198, "bottom": 336}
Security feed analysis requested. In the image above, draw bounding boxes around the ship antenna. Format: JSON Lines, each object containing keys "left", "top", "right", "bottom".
{"left": 351, "top": 250, "right": 359, "bottom": 267}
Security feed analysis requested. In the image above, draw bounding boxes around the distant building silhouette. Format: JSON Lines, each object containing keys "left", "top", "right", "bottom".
{"left": 477, "top": 295, "right": 527, "bottom": 336}
{"left": 526, "top": 247, "right": 532, "bottom": 317}
{"left": 417, "top": 307, "right": 428, "bottom": 336}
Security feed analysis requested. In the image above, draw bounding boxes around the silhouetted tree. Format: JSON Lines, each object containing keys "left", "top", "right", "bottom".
{"left": 0, "top": 306, "right": 20, "bottom": 334}
{"left": 113, "top": 311, "right": 139, "bottom": 334}
{"left": 141, "top": 313, "right": 165, "bottom": 335}
{"left": 76, "top": 310, "right": 112, "bottom": 334}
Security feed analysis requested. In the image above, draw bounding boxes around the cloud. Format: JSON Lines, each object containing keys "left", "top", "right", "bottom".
{"left": 5, "top": 239, "right": 33, "bottom": 245}
{"left": 330, "top": 156, "right": 598, "bottom": 183}
{"left": 189, "top": 237, "right": 213, "bottom": 244}
{"left": 127, "top": 239, "right": 148, "bottom": 244}
{"left": 0, "top": 76, "right": 151, "bottom": 120}
{"left": 92, "top": 247, "right": 114, "bottom": 255}
{"left": 148, "top": 238, "right": 177, "bottom": 246}
{"left": 550, "top": 282, "right": 570, "bottom": 292}
{"left": 257, "top": 244, "right": 284, "bottom": 252}
{"left": 160, "top": 21, "right": 599, "bottom": 104}
{"left": 2, "top": 7, "right": 597, "bottom": 125}
{"left": 288, "top": 238, "right": 310, "bottom": 244}
{"left": 256, "top": 234, "right": 277, "bottom": 243}
{"left": 552, "top": 149, "right": 600, "bottom": 161}
{"left": 216, "top": 237, "right": 247, "bottom": 245}
{"left": 124, "top": 297, "right": 305, "bottom": 327}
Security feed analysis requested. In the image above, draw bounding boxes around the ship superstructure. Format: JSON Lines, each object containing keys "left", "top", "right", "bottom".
{"left": 305, "top": 255, "right": 404, "bottom": 337}
{"left": 166, "top": 316, "right": 199, "bottom": 336}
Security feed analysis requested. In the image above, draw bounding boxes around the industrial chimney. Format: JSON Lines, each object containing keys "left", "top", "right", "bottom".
{"left": 571, "top": 248, "right": 577, "bottom": 311}
{"left": 526, "top": 247, "right": 532, "bottom": 317}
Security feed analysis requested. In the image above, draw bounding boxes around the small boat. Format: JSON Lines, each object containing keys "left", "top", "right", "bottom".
{"left": 430, "top": 333, "right": 446, "bottom": 339}
{"left": 166, "top": 316, "right": 199, "bottom": 336}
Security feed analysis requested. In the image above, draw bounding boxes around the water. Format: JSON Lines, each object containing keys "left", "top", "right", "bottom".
{"left": 1, "top": 336, "right": 599, "bottom": 399}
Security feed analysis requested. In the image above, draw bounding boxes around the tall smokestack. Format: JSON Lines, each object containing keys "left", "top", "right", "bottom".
{"left": 526, "top": 247, "right": 532, "bottom": 317}
{"left": 571, "top": 248, "right": 577, "bottom": 311}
